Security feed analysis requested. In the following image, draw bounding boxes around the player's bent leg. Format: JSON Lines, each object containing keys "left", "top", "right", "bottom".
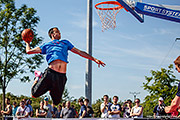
{"left": 31, "top": 68, "right": 51, "bottom": 98}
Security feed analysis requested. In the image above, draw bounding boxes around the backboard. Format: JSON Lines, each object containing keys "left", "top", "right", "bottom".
{"left": 116, "top": 0, "right": 144, "bottom": 23}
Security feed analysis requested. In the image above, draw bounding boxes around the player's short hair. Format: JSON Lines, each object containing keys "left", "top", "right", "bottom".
{"left": 48, "top": 27, "right": 59, "bottom": 39}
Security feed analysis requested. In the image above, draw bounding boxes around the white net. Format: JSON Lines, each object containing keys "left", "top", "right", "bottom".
{"left": 97, "top": 4, "right": 122, "bottom": 31}
{"left": 95, "top": 2, "right": 122, "bottom": 32}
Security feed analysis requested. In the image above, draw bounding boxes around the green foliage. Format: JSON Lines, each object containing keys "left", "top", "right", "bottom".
{"left": 0, "top": 0, "right": 44, "bottom": 110}
{"left": 142, "top": 64, "right": 179, "bottom": 117}
{"left": 92, "top": 99, "right": 102, "bottom": 118}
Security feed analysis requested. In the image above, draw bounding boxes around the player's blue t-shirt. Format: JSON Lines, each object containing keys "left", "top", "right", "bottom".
{"left": 39, "top": 39, "right": 74, "bottom": 64}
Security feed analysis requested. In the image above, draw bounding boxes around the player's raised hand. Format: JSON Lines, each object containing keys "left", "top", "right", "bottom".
{"left": 95, "top": 59, "right": 106, "bottom": 67}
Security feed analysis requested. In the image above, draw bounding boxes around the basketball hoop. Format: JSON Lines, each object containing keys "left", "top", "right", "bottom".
{"left": 95, "top": 1, "right": 124, "bottom": 31}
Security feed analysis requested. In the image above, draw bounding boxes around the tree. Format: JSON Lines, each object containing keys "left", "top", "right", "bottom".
{"left": 0, "top": 0, "right": 43, "bottom": 110}
{"left": 142, "top": 64, "right": 180, "bottom": 117}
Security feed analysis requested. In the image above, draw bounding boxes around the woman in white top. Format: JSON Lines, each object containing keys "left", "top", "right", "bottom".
{"left": 130, "top": 98, "right": 143, "bottom": 118}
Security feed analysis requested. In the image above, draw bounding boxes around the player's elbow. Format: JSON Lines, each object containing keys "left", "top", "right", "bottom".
{"left": 26, "top": 50, "right": 31, "bottom": 54}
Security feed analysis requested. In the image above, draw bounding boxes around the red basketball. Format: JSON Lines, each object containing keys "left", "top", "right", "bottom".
{"left": 21, "top": 29, "right": 34, "bottom": 43}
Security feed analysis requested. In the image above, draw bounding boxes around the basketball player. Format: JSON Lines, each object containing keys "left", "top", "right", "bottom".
{"left": 165, "top": 57, "right": 180, "bottom": 113}
{"left": 25, "top": 27, "right": 105, "bottom": 105}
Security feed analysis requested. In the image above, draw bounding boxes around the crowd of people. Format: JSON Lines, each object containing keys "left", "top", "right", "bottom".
{"left": 0, "top": 95, "right": 179, "bottom": 119}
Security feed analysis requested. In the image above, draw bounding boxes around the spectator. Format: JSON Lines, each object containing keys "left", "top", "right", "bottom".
{"left": 60, "top": 101, "right": 76, "bottom": 118}
{"left": 122, "top": 99, "right": 132, "bottom": 118}
{"left": 56, "top": 105, "right": 62, "bottom": 118}
{"left": 84, "top": 98, "right": 94, "bottom": 117}
{"left": 72, "top": 105, "right": 78, "bottom": 118}
{"left": 78, "top": 98, "right": 87, "bottom": 118}
{"left": 108, "top": 96, "right": 121, "bottom": 118}
{"left": 26, "top": 99, "right": 33, "bottom": 117}
{"left": 51, "top": 103, "right": 58, "bottom": 118}
{"left": 12, "top": 102, "right": 18, "bottom": 116}
{"left": 130, "top": 98, "right": 143, "bottom": 118}
{"left": 43, "top": 97, "right": 53, "bottom": 118}
{"left": 1, "top": 98, "right": 13, "bottom": 120}
{"left": 36, "top": 101, "right": 48, "bottom": 118}
{"left": 153, "top": 97, "right": 166, "bottom": 118}
{"left": 100, "top": 95, "right": 111, "bottom": 118}
{"left": 16, "top": 101, "right": 30, "bottom": 119}
{"left": 62, "top": 102, "right": 66, "bottom": 110}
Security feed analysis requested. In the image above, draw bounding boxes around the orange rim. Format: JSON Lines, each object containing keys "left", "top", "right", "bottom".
{"left": 95, "top": 1, "right": 123, "bottom": 10}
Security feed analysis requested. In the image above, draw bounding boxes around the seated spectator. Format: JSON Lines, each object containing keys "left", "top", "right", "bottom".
{"left": 153, "top": 97, "right": 166, "bottom": 118}
{"left": 100, "top": 95, "right": 111, "bottom": 118}
{"left": 130, "top": 98, "right": 143, "bottom": 118}
{"left": 36, "top": 101, "right": 48, "bottom": 118}
{"left": 56, "top": 105, "right": 62, "bottom": 118}
{"left": 51, "top": 103, "right": 58, "bottom": 118}
{"left": 108, "top": 96, "right": 121, "bottom": 118}
{"left": 1, "top": 98, "right": 13, "bottom": 120}
{"left": 60, "top": 101, "right": 76, "bottom": 118}
{"left": 122, "top": 99, "right": 132, "bottom": 118}
{"left": 84, "top": 98, "right": 94, "bottom": 117}
{"left": 16, "top": 101, "right": 30, "bottom": 119}
{"left": 12, "top": 102, "right": 18, "bottom": 117}
{"left": 78, "top": 98, "right": 87, "bottom": 118}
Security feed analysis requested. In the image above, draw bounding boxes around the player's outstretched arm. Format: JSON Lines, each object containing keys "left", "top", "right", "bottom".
{"left": 25, "top": 42, "right": 42, "bottom": 54}
{"left": 71, "top": 47, "right": 106, "bottom": 67}
{"left": 165, "top": 95, "right": 180, "bottom": 113}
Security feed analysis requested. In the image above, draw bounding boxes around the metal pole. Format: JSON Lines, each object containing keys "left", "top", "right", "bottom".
{"left": 85, "top": 0, "right": 93, "bottom": 105}
{"left": 129, "top": 92, "right": 140, "bottom": 102}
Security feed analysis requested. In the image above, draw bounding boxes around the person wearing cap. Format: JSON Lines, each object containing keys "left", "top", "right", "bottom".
{"left": 153, "top": 97, "right": 166, "bottom": 118}
{"left": 43, "top": 97, "right": 53, "bottom": 118}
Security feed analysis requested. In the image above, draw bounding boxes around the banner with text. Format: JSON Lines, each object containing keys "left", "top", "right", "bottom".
{"left": 135, "top": 2, "right": 180, "bottom": 23}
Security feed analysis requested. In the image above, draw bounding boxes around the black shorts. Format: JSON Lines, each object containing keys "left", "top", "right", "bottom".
{"left": 31, "top": 67, "right": 67, "bottom": 105}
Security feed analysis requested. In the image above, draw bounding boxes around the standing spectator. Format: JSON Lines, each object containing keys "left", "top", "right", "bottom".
{"left": 153, "top": 97, "right": 166, "bottom": 118}
{"left": 16, "top": 101, "right": 30, "bottom": 119}
{"left": 78, "top": 98, "right": 87, "bottom": 118}
{"left": 36, "top": 101, "right": 48, "bottom": 118}
{"left": 130, "top": 98, "right": 143, "bottom": 118}
{"left": 43, "top": 97, "right": 53, "bottom": 118}
{"left": 84, "top": 98, "right": 94, "bottom": 117}
{"left": 108, "top": 96, "right": 121, "bottom": 118}
{"left": 62, "top": 102, "right": 66, "bottom": 110}
{"left": 1, "top": 98, "right": 13, "bottom": 120}
{"left": 122, "top": 99, "right": 132, "bottom": 118}
{"left": 26, "top": 99, "right": 33, "bottom": 117}
{"left": 100, "top": 95, "right": 111, "bottom": 118}
{"left": 56, "top": 105, "right": 62, "bottom": 118}
{"left": 12, "top": 102, "right": 18, "bottom": 116}
{"left": 51, "top": 103, "right": 58, "bottom": 118}
{"left": 72, "top": 105, "right": 78, "bottom": 118}
{"left": 60, "top": 101, "right": 76, "bottom": 118}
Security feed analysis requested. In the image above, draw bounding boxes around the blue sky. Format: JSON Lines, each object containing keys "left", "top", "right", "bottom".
{"left": 3, "top": 0, "right": 180, "bottom": 103}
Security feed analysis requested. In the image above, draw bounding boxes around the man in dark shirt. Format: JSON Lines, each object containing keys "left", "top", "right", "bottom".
{"left": 78, "top": 98, "right": 87, "bottom": 118}
{"left": 84, "top": 98, "right": 94, "bottom": 117}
